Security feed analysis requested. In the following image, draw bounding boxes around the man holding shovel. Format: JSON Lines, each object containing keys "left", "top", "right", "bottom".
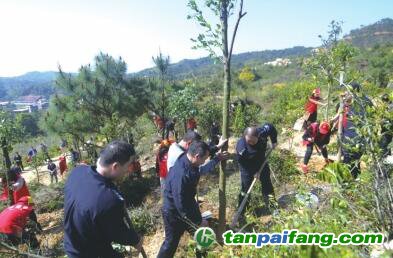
{"left": 236, "top": 124, "right": 278, "bottom": 215}
{"left": 158, "top": 141, "right": 211, "bottom": 258}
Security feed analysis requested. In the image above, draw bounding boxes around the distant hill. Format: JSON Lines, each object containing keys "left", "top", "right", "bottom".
{"left": 344, "top": 18, "right": 393, "bottom": 48}
{"left": 134, "top": 46, "right": 312, "bottom": 79}
{"left": 0, "top": 71, "right": 57, "bottom": 100}
{"left": 135, "top": 18, "right": 393, "bottom": 79}
{"left": 1, "top": 18, "right": 392, "bottom": 99}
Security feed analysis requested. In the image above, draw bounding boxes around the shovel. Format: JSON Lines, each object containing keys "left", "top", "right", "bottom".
{"left": 230, "top": 148, "right": 273, "bottom": 229}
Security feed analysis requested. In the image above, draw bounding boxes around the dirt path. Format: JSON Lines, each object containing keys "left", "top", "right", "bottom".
{"left": 279, "top": 130, "right": 338, "bottom": 172}
{"left": 21, "top": 155, "right": 70, "bottom": 186}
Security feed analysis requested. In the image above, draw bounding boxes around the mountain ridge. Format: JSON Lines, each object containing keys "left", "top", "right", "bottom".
{"left": 0, "top": 17, "right": 392, "bottom": 99}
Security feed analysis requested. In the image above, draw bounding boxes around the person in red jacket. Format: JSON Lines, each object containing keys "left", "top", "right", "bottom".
{"left": 301, "top": 121, "right": 331, "bottom": 174}
{"left": 1, "top": 172, "right": 30, "bottom": 205}
{"left": 304, "top": 88, "right": 326, "bottom": 126}
{"left": 59, "top": 155, "right": 68, "bottom": 177}
{"left": 0, "top": 196, "right": 42, "bottom": 248}
{"left": 155, "top": 140, "right": 172, "bottom": 195}
{"left": 186, "top": 117, "right": 197, "bottom": 132}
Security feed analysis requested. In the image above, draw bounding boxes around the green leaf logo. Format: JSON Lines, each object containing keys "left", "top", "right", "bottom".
{"left": 194, "top": 227, "right": 216, "bottom": 248}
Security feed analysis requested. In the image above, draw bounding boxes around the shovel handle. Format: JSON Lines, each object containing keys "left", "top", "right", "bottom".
{"left": 230, "top": 148, "right": 273, "bottom": 228}
{"left": 141, "top": 247, "right": 147, "bottom": 258}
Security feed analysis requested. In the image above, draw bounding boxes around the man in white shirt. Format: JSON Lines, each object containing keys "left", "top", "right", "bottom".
{"left": 167, "top": 131, "right": 228, "bottom": 175}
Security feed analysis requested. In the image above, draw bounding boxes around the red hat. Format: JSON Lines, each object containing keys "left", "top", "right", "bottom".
{"left": 313, "top": 88, "right": 321, "bottom": 95}
{"left": 319, "top": 121, "right": 330, "bottom": 135}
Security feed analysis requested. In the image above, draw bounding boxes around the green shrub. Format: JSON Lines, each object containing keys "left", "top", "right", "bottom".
{"left": 33, "top": 183, "right": 64, "bottom": 213}
{"left": 129, "top": 205, "right": 158, "bottom": 235}
{"left": 261, "top": 81, "right": 315, "bottom": 129}
{"left": 131, "top": 113, "right": 158, "bottom": 154}
{"left": 48, "top": 145, "right": 61, "bottom": 158}
{"left": 118, "top": 170, "right": 158, "bottom": 206}
{"left": 196, "top": 102, "right": 221, "bottom": 139}
{"left": 317, "top": 162, "right": 353, "bottom": 184}
{"left": 269, "top": 149, "right": 300, "bottom": 183}
{"left": 231, "top": 104, "right": 261, "bottom": 137}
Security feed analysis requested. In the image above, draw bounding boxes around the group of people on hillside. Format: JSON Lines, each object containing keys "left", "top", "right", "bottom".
{"left": 300, "top": 83, "right": 392, "bottom": 178}
{"left": 153, "top": 114, "right": 199, "bottom": 141}
{"left": 60, "top": 114, "right": 279, "bottom": 258}
{"left": 0, "top": 163, "right": 41, "bottom": 248}
{"left": 0, "top": 141, "right": 75, "bottom": 248}
{"left": 0, "top": 82, "right": 391, "bottom": 258}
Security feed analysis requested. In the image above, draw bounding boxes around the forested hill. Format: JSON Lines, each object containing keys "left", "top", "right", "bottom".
{"left": 344, "top": 18, "right": 393, "bottom": 48}
{"left": 135, "top": 18, "right": 393, "bottom": 79}
{"left": 0, "top": 71, "right": 57, "bottom": 100}
{"left": 0, "top": 18, "right": 392, "bottom": 100}
{"left": 134, "top": 46, "right": 312, "bottom": 79}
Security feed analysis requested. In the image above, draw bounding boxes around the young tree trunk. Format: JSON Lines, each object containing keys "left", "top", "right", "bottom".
{"left": 35, "top": 167, "right": 40, "bottom": 184}
{"left": 161, "top": 78, "right": 166, "bottom": 140}
{"left": 325, "top": 79, "right": 332, "bottom": 120}
{"left": 32, "top": 157, "right": 40, "bottom": 183}
{"left": 337, "top": 95, "right": 344, "bottom": 161}
{"left": 218, "top": 0, "right": 229, "bottom": 241}
{"left": 337, "top": 71, "right": 345, "bottom": 161}
{"left": 1, "top": 138, "right": 14, "bottom": 205}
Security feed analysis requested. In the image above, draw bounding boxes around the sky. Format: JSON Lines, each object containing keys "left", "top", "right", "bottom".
{"left": 0, "top": 0, "right": 391, "bottom": 77}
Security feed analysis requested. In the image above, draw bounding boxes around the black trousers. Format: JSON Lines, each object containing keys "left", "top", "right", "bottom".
{"left": 0, "top": 231, "right": 39, "bottom": 249}
{"left": 158, "top": 210, "right": 204, "bottom": 258}
{"left": 16, "top": 161, "right": 24, "bottom": 171}
{"left": 307, "top": 111, "right": 317, "bottom": 124}
{"left": 304, "top": 143, "right": 328, "bottom": 165}
{"left": 210, "top": 135, "right": 219, "bottom": 146}
{"left": 381, "top": 133, "right": 392, "bottom": 157}
{"left": 238, "top": 163, "right": 274, "bottom": 211}
{"left": 342, "top": 149, "right": 362, "bottom": 179}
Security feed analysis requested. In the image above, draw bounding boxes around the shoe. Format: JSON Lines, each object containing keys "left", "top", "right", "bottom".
{"left": 301, "top": 164, "right": 309, "bottom": 174}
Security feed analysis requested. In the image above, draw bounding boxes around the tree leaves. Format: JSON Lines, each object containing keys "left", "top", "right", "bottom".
{"left": 45, "top": 53, "right": 151, "bottom": 142}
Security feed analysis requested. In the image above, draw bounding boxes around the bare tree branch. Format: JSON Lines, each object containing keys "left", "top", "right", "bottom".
{"left": 228, "top": 0, "right": 247, "bottom": 62}
{"left": 0, "top": 241, "right": 48, "bottom": 258}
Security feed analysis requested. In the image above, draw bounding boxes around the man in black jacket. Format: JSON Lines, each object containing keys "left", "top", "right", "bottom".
{"left": 64, "top": 141, "right": 143, "bottom": 258}
{"left": 158, "top": 141, "right": 210, "bottom": 258}
{"left": 236, "top": 124, "right": 278, "bottom": 212}
{"left": 13, "top": 152, "right": 24, "bottom": 171}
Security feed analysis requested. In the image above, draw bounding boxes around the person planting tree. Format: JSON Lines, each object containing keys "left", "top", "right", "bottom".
{"left": 236, "top": 124, "right": 278, "bottom": 214}
{"left": 0, "top": 196, "right": 42, "bottom": 249}
{"left": 301, "top": 121, "right": 332, "bottom": 174}
{"left": 304, "top": 88, "right": 326, "bottom": 126}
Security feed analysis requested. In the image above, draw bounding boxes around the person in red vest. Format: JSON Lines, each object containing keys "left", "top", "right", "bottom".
{"left": 155, "top": 139, "right": 172, "bottom": 195}
{"left": 186, "top": 117, "right": 197, "bottom": 132}
{"left": 301, "top": 121, "right": 331, "bottom": 174}
{"left": 1, "top": 172, "right": 30, "bottom": 205}
{"left": 0, "top": 196, "right": 42, "bottom": 248}
{"left": 59, "top": 155, "right": 68, "bottom": 178}
{"left": 304, "top": 88, "right": 326, "bottom": 126}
